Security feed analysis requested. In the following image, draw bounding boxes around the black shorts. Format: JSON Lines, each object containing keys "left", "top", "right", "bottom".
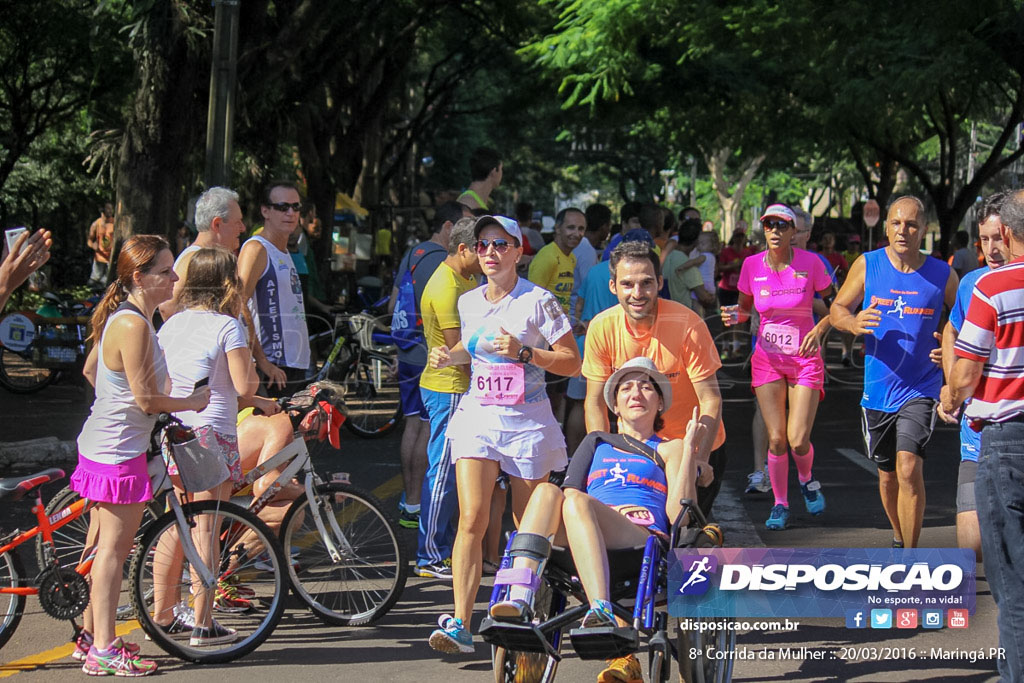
{"left": 956, "top": 460, "right": 977, "bottom": 513}
{"left": 545, "top": 370, "right": 569, "bottom": 396}
{"left": 718, "top": 289, "right": 739, "bottom": 307}
{"left": 257, "top": 365, "right": 309, "bottom": 400}
{"left": 860, "top": 397, "right": 938, "bottom": 472}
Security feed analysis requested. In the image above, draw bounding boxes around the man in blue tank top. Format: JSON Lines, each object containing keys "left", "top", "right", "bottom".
{"left": 831, "top": 196, "right": 958, "bottom": 548}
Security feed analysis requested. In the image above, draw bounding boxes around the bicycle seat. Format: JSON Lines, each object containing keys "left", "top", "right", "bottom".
{"left": 0, "top": 468, "right": 65, "bottom": 503}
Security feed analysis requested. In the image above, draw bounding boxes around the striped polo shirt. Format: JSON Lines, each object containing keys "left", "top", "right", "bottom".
{"left": 954, "top": 256, "right": 1024, "bottom": 424}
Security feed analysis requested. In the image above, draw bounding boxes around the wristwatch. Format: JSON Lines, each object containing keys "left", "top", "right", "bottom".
{"left": 517, "top": 345, "right": 534, "bottom": 364}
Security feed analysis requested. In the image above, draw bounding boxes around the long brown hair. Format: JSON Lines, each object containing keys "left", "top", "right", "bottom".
{"left": 174, "top": 247, "right": 243, "bottom": 317}
{"left": 89, "top": 234, "right": 170, "bottom": 344}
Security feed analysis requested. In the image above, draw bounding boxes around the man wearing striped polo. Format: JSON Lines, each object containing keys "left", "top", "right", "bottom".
{"left": 946, "top": 188, "right": 1024, "bottom": 682}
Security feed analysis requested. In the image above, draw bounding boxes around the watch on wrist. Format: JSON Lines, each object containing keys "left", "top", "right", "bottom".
{"left": 517, "top": 345, "right": 533, "bottom": 364}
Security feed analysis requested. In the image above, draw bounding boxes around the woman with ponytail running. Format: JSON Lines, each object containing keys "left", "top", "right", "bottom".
{"left": 72, "top": 235, "right": 210, "bottom": 675}
{"left": 723, "top": 204, "right": 833, "bottom": 530}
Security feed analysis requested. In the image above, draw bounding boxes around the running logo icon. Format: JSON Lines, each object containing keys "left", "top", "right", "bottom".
{"left": 887, "top": 295, "right": 907, "bottom": 318}
{"left": 678, "top": 555, "right": 718, "bottom": 596}
{"left": 609, "top": 463, "right": 628, "bottom": 486}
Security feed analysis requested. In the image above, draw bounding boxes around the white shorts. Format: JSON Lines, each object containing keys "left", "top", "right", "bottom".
{"left": 447, "top": 398, "right": 568, "bottom": 481}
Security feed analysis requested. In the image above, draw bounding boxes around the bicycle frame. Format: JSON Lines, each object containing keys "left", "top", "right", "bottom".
{"left": 226, "top": 434, "right": 351, "bottom": 564}
{"left": 0, "top": 490, "right": 94, "bottom": 597}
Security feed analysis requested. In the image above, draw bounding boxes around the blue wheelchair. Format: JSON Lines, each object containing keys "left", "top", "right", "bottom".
{"left": 480, "top": 499, "right": 736, "bottom": 682}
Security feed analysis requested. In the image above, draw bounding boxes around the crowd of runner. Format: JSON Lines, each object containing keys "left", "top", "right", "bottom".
{"left": 3, "top": 158, "right": 1024, "bottom": 681}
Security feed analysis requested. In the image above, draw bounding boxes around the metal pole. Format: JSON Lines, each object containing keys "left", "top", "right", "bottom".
{"left": 204, "top": 0, "right": 239, "bottom": 187}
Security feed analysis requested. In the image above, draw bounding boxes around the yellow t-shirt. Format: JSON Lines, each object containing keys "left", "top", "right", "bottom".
{"left": 375, "top": 227, "right": 392, "bottom": 256}
{"left": 582, "top": 299, "right": 726, "bottom": 449}
{"left": 419, "top": 262, "right": 478, "bottom": 393}
{"left": 528, "top": 242, "right": 576, "bottom": 314}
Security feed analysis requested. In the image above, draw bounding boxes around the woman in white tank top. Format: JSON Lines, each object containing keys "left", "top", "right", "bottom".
{"left": 71, "top": 235, "right": 210, "bottom": 675}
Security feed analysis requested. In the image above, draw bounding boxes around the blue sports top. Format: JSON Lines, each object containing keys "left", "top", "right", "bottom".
{"left": 564, "top": 433, "right": 669, "bottom": 535}
{"left": 950, "top": 266, "right": 988, "bottom": 462}
{"left": 861, "top": 248, "right": 949, "bottom": 412}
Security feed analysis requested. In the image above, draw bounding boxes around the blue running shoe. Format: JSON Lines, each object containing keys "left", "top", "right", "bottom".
{"left": 580, "top": 599, "right": 616, "bottom": 628}
{"left": 800, "top": 479, "right": 825, "bottom": 515}
{"left": 765, "top": 504, "right": 789, "bottom": 530}
{"left": 429, "top": 614, "right": 474, "bottom": 654}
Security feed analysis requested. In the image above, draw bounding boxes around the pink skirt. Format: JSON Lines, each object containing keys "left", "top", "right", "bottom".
{"left": 70, "top": 453, "right": 153, "bottom": 505}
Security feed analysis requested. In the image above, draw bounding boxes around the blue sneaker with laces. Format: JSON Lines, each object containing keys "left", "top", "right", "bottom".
{"left": 800, "top": 479, "right": 825, "bottom": 515}
{"left": 429, "top": 614, "right": 474, "bottom": 654}
{"left": 765, "top": 504, "right": 789, "bottom": 530}
{"left": 580, "top": 599, "right": 616, "bottom": 628}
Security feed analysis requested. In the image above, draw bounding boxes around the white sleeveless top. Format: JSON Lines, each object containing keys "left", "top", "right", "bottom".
{"left": 173, "top": 244, "right": 202, "bottom": 270}
{"left": 245, "top": 235, "right": 310, "bottom": 370}
{"left": 77, "top": 309, "right": 168, "bottom": 464}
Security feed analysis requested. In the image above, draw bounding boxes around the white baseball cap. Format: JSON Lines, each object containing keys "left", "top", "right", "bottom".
{"left": 473, "top": 215, "right": 524, "bottom": 246}
{"left": 760, "top": 204, "right": 797, "bottom": 224}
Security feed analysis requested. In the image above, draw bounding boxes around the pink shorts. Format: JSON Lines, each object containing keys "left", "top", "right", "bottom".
{"left": 750, "top": 346, "right": 824, "bottom": 395}
{"left": 70, "top": 453, "right": 153, "bottom": 505}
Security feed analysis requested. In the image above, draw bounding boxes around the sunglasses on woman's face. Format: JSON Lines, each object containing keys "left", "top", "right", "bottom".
{"left": 475, "top": 238, "right": 514, "bottom": 255}
{"left": 761, "top": 219, "right": 793, "bottom": 232}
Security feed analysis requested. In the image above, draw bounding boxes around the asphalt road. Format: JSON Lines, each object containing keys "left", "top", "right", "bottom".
{"left": 0, "top": 355, "right": 1003, "bottom": 682}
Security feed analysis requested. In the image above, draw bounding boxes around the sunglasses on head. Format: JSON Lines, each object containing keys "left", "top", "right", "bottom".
{"left": 762, "top": 219, "right": 793, "bottom": 232}
{"left": 268, "top": 202, "right": 302, "bottom": 213}
{"left": 475, "top": 238, "right": 515, "bottom": 255}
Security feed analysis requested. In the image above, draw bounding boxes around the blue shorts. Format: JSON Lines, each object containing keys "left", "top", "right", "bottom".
{"left": 397, "top": 361, "right": 429, "bottom": 420}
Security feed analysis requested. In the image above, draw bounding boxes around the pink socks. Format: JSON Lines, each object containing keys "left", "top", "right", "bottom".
{"left": 767, "top": 450, "right": 789, "bottom": 507}
{"left": 768, "top": 444, "right": 816, "bottom": 506}
{"left": 792, "top": 444, "right": 815, "bottom": 484}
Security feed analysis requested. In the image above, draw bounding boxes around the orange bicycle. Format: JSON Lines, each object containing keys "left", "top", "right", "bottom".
{"left": 0, "top": 467, "right": 92, "bottom": 649}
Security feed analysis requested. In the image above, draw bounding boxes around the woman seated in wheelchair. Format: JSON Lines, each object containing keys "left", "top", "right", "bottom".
{"left": 490, "top": 356, "right": 711, "bottom": 681}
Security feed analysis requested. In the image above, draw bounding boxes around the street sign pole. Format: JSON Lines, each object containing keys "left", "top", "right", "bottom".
{"left": 204, "top": 0, "right": 239, "bottom": 188}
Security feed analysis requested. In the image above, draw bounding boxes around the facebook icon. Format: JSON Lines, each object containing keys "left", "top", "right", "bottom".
{"left": 846, "top": 609, "right": 867, "bottom": 629}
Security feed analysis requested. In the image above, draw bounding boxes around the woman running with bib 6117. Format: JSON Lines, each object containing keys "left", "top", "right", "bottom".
{"left": 426, "top": 215, "right": 581, "bottom": 655}
{"left": 723, "top": 204, "right": 833, "bottom": 530}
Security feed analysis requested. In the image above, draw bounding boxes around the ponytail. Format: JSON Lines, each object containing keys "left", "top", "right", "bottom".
{"left": 88, "top": 281, "right": 128, "bottom": 345}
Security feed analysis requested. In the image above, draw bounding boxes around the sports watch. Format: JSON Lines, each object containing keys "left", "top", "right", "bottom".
{"left": 517, "top": 345, "right": 534, "bottom": 364}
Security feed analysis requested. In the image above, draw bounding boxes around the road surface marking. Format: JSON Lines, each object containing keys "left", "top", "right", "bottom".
{"left": 0, "top": 474, "right": 405, "bottom": 677}
{"left": 835, "top": 447, "right": 876, "bottom": 475}
{"left": 0, "top": 620, "right": 140, "bottom": 678}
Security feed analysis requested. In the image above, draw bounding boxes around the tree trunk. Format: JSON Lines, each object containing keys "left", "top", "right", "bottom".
{"left": 112, "top": 1, "right": 205, "bottom": 249}
{"left": 704, "top": 146, "right": 766, "bottom": 239}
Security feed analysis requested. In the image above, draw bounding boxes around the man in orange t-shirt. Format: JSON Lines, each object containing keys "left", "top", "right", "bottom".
{"left": 583, "top": 240, "right": 726, "bottom": 514}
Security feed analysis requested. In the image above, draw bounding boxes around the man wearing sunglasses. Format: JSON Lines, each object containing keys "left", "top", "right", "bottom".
{"left": 831, "top": 196, "right": 958, "bottom": 549}
{"left": 238, "top": 180, "right": 311, "bottom": 398}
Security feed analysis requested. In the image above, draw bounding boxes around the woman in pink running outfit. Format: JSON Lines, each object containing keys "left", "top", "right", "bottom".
{"left": 723, "top": 204, "right": 833, "bottom": 530}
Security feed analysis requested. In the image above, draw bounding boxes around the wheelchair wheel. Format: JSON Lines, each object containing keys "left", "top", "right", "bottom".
{"left": 491, "top": 581, "right": 560, "bottom": 683}
{"left": 677, "top": 618, "right": 735, "bottom": 683}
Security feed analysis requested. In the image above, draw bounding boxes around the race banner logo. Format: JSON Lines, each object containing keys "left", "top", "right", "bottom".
{"left": 668, "top": 548, "right": 976, "bottom": 618}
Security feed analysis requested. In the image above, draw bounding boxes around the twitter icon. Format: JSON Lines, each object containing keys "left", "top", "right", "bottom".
{"left": 870, "top": 609, "right": 892, "bottom": 629}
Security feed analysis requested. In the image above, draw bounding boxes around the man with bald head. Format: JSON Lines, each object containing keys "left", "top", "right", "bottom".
{"left": 831, "top": 196, "right": 958, "bottom": 548}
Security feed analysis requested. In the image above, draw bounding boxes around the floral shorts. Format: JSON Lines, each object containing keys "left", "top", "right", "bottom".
{"left": 164, "top": 425, "right": 242, "bottom": 483}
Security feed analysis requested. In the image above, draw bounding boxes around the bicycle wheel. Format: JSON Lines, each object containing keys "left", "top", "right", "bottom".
{"left": 677, "top": 618, "right": 735, "bottom": 683}
{"left": 491, "top": 581, "right": 559, "bottom": 683}
{"left": 339, "top": 349, "right": 403, "bottom": 438}
{"left": 36, "top": 486, "right": 163, "bottom": 620}
{"left": 280, "top": 482, "right": 407, "bottom": 626}
{"left": 129, "top": 500, "right": 287, "bottom": 663}
{"left": 0, "top": 549, "right": 26, "bottom": 650}
{"left": 0, "top": 345, "right": 56, "bottom": 394}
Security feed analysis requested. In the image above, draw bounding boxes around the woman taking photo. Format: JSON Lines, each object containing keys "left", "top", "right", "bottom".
{"left": 152, "top": 247, "right": 260, "bottom": 645}
{"left": 723, "top": 204, "right": 833, "bottom": 530}
{"left": 427, "top": 215, "right": 580, "bottom": 655}
{"left": 72, "top": 235, "right": 209, "bottom": 675}
{"left": 487, "top": 357, "right": 709, "bottom": 682}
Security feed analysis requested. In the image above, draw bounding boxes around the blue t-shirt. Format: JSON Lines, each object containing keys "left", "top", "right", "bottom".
{"left": 950, "top": 267, "right": 988, "bottom": 461}
{"left": 580, "top": 260, "right": 618, "bottom": 323}
{"left": 394, "top": 241, "right": 447, "bottom": 365}
{"left": 861, "top": 249, "right": 949, "bottom": 412}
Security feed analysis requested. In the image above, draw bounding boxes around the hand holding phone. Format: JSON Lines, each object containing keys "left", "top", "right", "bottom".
{"left": 5, "top": 227, "right": 28, "bottom": 256}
